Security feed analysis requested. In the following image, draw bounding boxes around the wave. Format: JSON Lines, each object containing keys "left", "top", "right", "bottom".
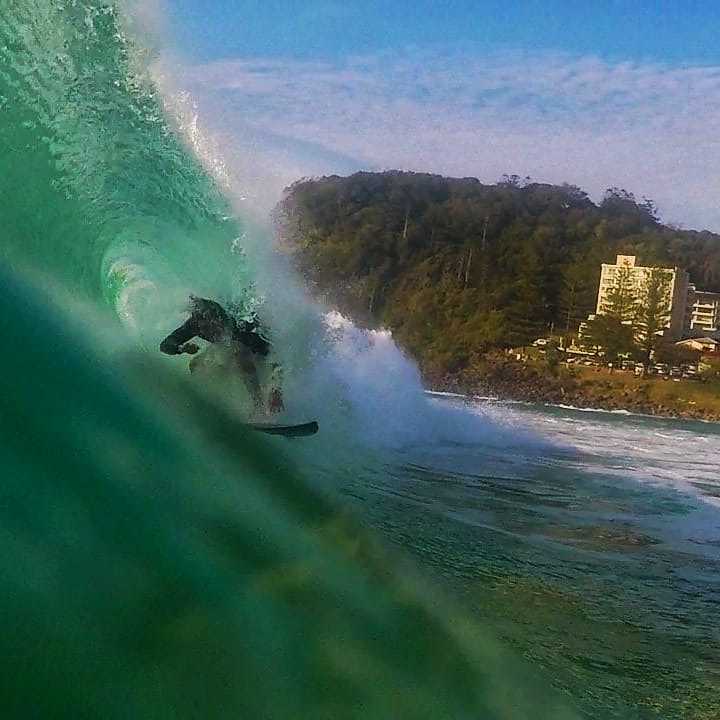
{"left": 4, "top": 0, "right": 522, "bottom": 441}
{"left": 551, "top": 403, "right": 634, "bottom": 416}
{"left": 0, "top": 267, "right": 581, "bottom": 719}
{"left": 0, "top": 3, "right": 586, "bottom": 717}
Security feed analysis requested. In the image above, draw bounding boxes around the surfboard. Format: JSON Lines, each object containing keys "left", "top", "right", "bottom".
{"left": 247, "top": 420, "right": 319, "bottom": 438}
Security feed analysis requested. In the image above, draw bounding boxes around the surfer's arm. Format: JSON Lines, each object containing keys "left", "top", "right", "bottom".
{"left": 160, "top": 317, "right": 200, "bottom": 355}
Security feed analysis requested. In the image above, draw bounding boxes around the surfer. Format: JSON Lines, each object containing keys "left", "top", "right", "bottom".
{"left": 160, "top": 296, "right": 284, "bottom": 414}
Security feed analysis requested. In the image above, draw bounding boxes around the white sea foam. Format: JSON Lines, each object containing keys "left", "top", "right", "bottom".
{"left": 460, "top": 397, "right": 720, "bottom": 507}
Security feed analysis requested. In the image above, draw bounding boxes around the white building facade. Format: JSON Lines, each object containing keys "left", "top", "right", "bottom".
{"left": 595, "top": 255, "right": 689, "bottom": 341}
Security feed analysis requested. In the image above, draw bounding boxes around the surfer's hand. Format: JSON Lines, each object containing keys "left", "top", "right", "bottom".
{"left": 269, "top": 388, "right": 284, "bottom": 413}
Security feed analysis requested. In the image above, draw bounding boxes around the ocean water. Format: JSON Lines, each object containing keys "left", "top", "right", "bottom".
{"left": 1, "top": 2, "right": 718, "bottom": 718}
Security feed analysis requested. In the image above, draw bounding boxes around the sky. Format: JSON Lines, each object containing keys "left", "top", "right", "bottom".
{"left": 161, "top": 1, "right": 720, "bottom": 231}
{"left": 168, "top": 1, "right": 720, "bottom": 66}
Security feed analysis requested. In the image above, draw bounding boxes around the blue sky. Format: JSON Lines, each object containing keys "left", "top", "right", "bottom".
{"left": 168, "top": 0, "right": 720, "bottom": 66}
{"left": 161, "top": 2, "right": 720, "bottom": 231}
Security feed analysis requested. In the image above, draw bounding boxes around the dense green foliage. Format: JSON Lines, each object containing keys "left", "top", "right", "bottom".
{"left": 278, "top": 172, "right": 720, "bottom": 377}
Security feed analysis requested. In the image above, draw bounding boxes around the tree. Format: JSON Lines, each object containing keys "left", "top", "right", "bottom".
{"left": 601, "top": 188, "right": 658, "bottom": 223}
{"left": 581, "top": 314, "right": 637, "bottom": 362}
{"left": 635, "top": 267, "right": 671, "bottom": 362}
{"left": 499, "top": 174, "right": 531, "bottom": 187}
{"left": 603, "top": 261, "right": 636, "bottom": 322}
{"left": 654, "top": 341, "right": 700, "bottom": 367}
{"left": 559, "top": 258, "right": 597, "bottom": 332}
{"left": 505, "top": 244, "right": 546, "bottom": 346}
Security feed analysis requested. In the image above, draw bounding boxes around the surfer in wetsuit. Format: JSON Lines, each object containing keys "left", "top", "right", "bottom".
{"left": 160, "top": 296, "right": 284, "bottom": 413}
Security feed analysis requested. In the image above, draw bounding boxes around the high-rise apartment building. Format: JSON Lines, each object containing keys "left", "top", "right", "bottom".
{"left": 595, "top": 255, "right": 689, "bottom": 340}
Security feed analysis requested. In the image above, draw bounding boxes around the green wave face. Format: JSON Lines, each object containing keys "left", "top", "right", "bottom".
{"left": 0, "top": 3, "right": 585, "bottom": 718}
{"left": 0, "top": 6, "right": 582, "bottom": 714}
{"left": 1, "top": 0, "right": 255, "bottom": 340}
{"left": 0, "top": 2, "right": 479, "bottom": 716}
{"left": 1, "top": 268, "right": 584, "bottom": 720}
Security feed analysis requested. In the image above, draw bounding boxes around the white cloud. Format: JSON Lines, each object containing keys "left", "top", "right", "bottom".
{"left": 172, "top": 50, "right": 720, "bottom": 232}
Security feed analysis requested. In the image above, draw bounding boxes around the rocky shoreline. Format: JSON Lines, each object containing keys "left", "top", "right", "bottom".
{"left": 431, "top": 356, "right": 720, "bottom": 423}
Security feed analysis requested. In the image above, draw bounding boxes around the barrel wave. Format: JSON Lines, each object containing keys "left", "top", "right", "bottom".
{"left": 3, "top": 3, "right": 719, "bottom": 719}
{"left": 2, "top": 0, "right": 255, "bottom": 341}
{"left": 0, "top": 2, "right": 579, "bottom": 717}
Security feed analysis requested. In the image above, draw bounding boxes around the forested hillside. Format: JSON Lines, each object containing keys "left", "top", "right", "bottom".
{"left": 277, "top": 172, "right": 720, "bottom": 377}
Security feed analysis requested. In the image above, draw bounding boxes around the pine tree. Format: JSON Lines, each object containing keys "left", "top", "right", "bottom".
{"left": 559, "top": 259, "right": 597, "bottom": 332}
{"left": 603, "top": 262, "right": 636, "bottom": 321}
{"left": 635, "top": 267, "right": 671, "bottom": 362}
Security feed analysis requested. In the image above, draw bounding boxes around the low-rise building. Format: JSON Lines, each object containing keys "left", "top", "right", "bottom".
{"left": 676, "top": 337, "right": 718, "bottom": 354}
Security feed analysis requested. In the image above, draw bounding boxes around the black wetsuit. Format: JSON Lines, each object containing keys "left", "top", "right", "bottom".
{"left": 160, "top": 297, "right": 271, "bottom": 357}
{"left": 160, "top": 297, "right": 283, "bottom": 411}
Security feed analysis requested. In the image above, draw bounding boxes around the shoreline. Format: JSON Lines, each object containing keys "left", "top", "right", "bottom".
{"left": 425, "top": 389, "right": 720, "bottom": 425}
{"left": 427, "top": 356, "right": 720, "bottom": 424}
